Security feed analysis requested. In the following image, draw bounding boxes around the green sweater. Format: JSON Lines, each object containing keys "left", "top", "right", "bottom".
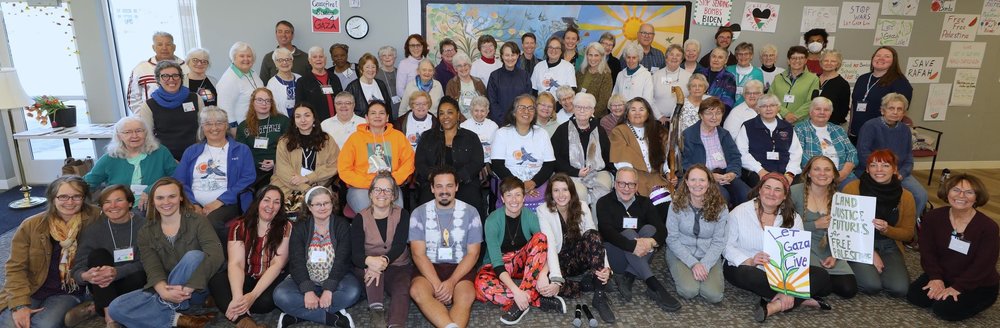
{"left": 483, "top": 208, "right": 541, "bottom": 274}
{"left": 235, "top": 114, "right": 289, "bottom": 165}
{"left": 83, "top": 145, "right": 177, "bottom": 194}
{"left": 768, "top": 70, "right": 819, "bottom": 124}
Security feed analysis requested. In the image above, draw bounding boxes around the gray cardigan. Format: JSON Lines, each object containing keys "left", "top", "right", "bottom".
{"left": 665, "top": 202, "right": 729, "bottom": 269}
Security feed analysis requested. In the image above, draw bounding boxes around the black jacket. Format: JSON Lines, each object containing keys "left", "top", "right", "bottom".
{"left": 295, "top": 68, "right": 344, "bottom": 123}
{"left": 344, "top": 78, "right": 394, "bottom": 117}
{"left": 288, "top": 215, "right": 352, "bottom": 294}
{"left": 550, "top": 118, "right": 612, "bottom": 177}
{"left": 414, "top": 127, "right": 485, "bottom": 186}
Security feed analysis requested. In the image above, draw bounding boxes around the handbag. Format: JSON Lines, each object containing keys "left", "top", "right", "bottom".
{"left": 61, "top": 156, "right": 94, "bottom": 177}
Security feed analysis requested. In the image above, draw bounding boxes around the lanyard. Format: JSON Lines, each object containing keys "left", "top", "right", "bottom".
{"left": 108, "top": 216, "right": 134, "bottom": 250}
{"left": 862, "top": 75, "right": 881, "bottom": 102}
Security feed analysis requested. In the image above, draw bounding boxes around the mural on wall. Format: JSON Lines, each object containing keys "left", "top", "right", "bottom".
{"left": 422, "top": 1, "right": 691, "bottom": 62}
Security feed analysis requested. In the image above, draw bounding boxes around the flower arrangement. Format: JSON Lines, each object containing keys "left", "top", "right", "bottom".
{"left": 25, "top": 95, "right": 67, "bottom": 125}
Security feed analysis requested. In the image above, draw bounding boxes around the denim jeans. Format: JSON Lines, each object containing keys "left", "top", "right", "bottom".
{"left": 107, "top": 250, "right": 209, "bottom": 327}
{"left": 901, "top": 175, "right": 927, "bottom": 217}
{"left": 272, "top": 274, "right": 362, "bottom": 324}
{"left": 0, "top": 294, "right": 83, "bottom": 328}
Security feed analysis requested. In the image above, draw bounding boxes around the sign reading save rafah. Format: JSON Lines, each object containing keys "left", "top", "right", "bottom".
{"left": 828, "top": 192, "right": 876, "bottom": 264}
{"left": 763, "top": 227, "right": 811, "bottom": 298}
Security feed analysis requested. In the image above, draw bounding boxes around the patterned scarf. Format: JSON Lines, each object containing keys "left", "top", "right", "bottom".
{"left": 49, "top": 214, "right": 82, "bottom": 293}
{"left": 567, "top": 119, "right": 609, "bottom": 201}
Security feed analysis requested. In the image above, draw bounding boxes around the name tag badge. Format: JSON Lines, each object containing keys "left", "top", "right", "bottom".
{"left": 783, "top": 95, "right": 795, "bottom": 103}
{"left": 948, "top": 236, "right": 970, "bottom": 255}
{"left": 114, "top": 247, "right": 135, "bottom": 263}
{"left": 736, "top": 87, "right": 744, "bottom": 95}
{"left": 322, "top": 86, "right": 334, "bottom": 94}
{"left": 182, "top": 102, "right": 196, "bottom": 112}
{"left": 129, "top": 184, "right": 147, "bottom": 196}
{"left": 391, "top": 95, "right": 402, "bottom": 104}
{"left": 580, "top": 88, "right": 588, "bottom": 94}
{"left": 766, "top": 151, "right": 780, "bottom": 160}
{"left": 462, "top": 97, "right": 472, "bottom": 106}
{"left": 649, "top": 67, "right": 660, "bottom": 73}
{"left": 309, "top": 250, "right": 329, "bottom": 263}
{"left": 300, "top": 167, "right": 314, "bottom": 176}
{"left": 623, "top": 217, "right": 638, "bottom": 229}
{"left": 712, "top": 152, "right": 724, "bottom": 161}
{"left": 253, "top": 137, "right": 269, "bottom": 149}
{"left": 343, "top": 69, "right": 355, "bottom": 78}
{"left": 437, "top": 247, "right": 454, "bottom": 261}
{"left": 856, "top": 102, "right": 867, "bottom": 112}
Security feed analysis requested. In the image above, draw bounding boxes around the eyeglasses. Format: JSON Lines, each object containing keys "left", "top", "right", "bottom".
{"left": 744, "top": 91, "right": 763, "bottom": 96}
{"left": 789, "top": 56, "right": 807, "bottom": 61}
{"left": 119, "top": 128, "right": 146, "bottom": 136}
{"left": 56, "top": 194, "right": 84, "bottom": 202}
{"left": 371, "top": 187, "right": 393, "bottom": 195}
{"left": 546, "top": 46, "right": 562, "bottom": 51}
{"left": 408, "top": 43, "right": 422, "bottom": 48}
{"left": 275, "top": 58, "right": 293, "bottom": 63}
{"left": 950, "top": 188, "right": 976, "bottom": 197}
{"left": 189, "top": 58, "right": 209, "bottom": 65}
{"left": 254, "top": 98, "right": 273, "bottom": 104}
{"left": 202, "top": 121, "right": 228, "bottom": 127}
{"left": 309, "top": 201, "right": 332, "bottom": 208}
{"left": 638, "top": 31, "right": 655, "bottom": 36}
{"left": 616, "top": 181, "right": 638, "bottom": 189}
{"left": 334, "top": 101, "right": 354, "bottom": 106}
{"left": 515, "top": 105, "right": 535, "bottom": 111}
{"left": 159, "top": 73, "right": 182, "bottom": 80}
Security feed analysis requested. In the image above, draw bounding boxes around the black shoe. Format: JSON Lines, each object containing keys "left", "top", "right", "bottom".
{"left": 325, "top": 309, "right": 354, "bottom": 328}
{"left": 277, "top": 312, "right": 302, "bottom": 328}
{"left": 645, "top": 288, "right": 682, "bottom": 312}
{"left": 538, "top": 295, "right": 567, "bottom": 314}
{"left": 573, "top": 304, "right": 583, "bottom": 328}
{"left": 754, "top": 299, "right": 768, "bottom": 323}
{"left": 500, "top": 307, "right": 529, "bottom": 325}
{"left": 580, "top": 273, "right": 595, "bottom": 292}
{"left": 580, "top": 304, "right": 598, "bottom": 327}
{"left": 812, "top": 297, "right": 833, "bottom": 310}
{"left": 613, "top": 274, "right": 634, "bottom": 302}
{"left": 592, "top": 290, "right": 616, "bottom": 324}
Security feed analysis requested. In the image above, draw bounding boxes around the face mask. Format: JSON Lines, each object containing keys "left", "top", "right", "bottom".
{"left": 807, "top": 42, "right": 824, "bottom": 53}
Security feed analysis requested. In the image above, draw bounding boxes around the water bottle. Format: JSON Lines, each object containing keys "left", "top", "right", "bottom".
{"left": 940, "top": 168, "right": 951, "bottom": 184}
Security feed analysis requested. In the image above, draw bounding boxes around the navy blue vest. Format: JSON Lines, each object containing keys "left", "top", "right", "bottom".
{"left": 744, "top": 117, "right": 794, "bottom": 173}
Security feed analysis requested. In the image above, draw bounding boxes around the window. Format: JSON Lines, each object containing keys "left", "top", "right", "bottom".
{"left": 1, "top": 1, "right": 94, "bottom": 160}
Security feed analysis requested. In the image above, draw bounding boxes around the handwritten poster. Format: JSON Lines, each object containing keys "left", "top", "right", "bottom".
{"left": 947, "top": 42, "right": 987, "bottom": 68}
{"left": 839, "top": 60, "right": 871, "bottom": 84}
{"left": 924, "top": 84, "right": 952, "bottom": 121}
{"left": 828, "top": 193, "right": 876, "bottom": 265}
{"left": 694, "top": 0, "right": 733, "bottom": 26}
{"left": 931, "top": 0, "right": 956, "bottom": 13}
{"left": 741, "top": 2, "right": 780, "bottom": 33}
{"left": 940, "top": 14, "right": 979, "bottom": 41}
{"left": 874, "top": 19, "right": 914, "bottom": 46}
{"left": 801, "top": 6, "right": 839, "bottom": 32}
{"left": 905, "top": 57, "right": 943, "bottom": 83}
{"left": 840, "top": 2, "right": 880, "bottom": 29}
{"left": 882, "top": 0, "right": 919, "bottom": 16}
{"left": 950, "top": 69, "right": 979, "bottom": 106}
{"left": 981, "top": 0, "right": 1000, "bottom": 35}
{"left": 763, "top": 227, "right": 811, "bottom": 298}
{"left": 311, "top": 0, "right": 342, "bottom": 33}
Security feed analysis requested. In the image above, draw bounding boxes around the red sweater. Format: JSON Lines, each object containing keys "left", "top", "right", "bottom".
{"left": 918, "top": 207, "right": 1000, "bottom": 292}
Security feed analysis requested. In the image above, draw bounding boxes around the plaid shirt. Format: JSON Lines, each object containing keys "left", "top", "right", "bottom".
{"left": 794, "top": 121, "right": 858, "bottom": 174}
{"left": 700, "top": 128, "right": 727, "bottom": 170}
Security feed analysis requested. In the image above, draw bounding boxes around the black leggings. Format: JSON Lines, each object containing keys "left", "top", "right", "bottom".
{"left": 907, "top": 273, "right": 999, "bottom": 322}
{"left": 86, "top": 249, "right": 147, "bottom": 316}
{"left": 830, "top": 274, "right": 859, "bottom": 299}
{"left": 208, "top": 270, "right": 287, "bottom": 317}
{"left": 723, "top": 264, "right": 832, "bottom": 305}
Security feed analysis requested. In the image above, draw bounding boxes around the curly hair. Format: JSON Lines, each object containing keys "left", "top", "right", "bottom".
{"left": 671, "top": 164, "right": 726, "bottom": 222}
{"left": 243, "top": 88, "right": 280, "bottom": 138}
{"left": 238, "top": 185, "right": 290, "bottom": 261}
{"left": 544, "top": 174, "right": 585, "bottom": 243}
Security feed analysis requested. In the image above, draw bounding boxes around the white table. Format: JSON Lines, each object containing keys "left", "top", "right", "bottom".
{"left": 13, "top": 123, "right": 114, "bottom": 157}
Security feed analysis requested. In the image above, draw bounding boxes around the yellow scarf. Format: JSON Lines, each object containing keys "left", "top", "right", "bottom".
{"left": 49, "top": 213, "right": 82, "bottom": 293}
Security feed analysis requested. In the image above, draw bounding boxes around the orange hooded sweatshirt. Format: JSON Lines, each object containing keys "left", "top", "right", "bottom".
{"left": 337, "top": 123, "right": 415, "bottom": 188}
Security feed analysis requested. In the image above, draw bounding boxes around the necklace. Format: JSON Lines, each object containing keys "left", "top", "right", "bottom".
{"left": 506, "top": 216, "right": 519, "bottom": 246}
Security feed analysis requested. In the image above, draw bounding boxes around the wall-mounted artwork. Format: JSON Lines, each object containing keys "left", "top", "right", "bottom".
{"left": 422, "top": 1, "right": 691, "bottom": 62}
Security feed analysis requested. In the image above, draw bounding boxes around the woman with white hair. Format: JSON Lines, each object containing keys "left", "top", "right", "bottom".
{"left": 375, "top": 45, "right": 401, "bottom": 116}
{"left": 217, "top": 41, "right": 265, "bottom": 130}
{"left": 758, "top": 44, "right": 785, "bottom": 93}
{"left": 266, "top": 47, "right": 302, "bottom": 116}
{"left": 697, "top": 47, "right": 737, "bottom": 112}
{"left": 681, "top": 39, "right": 702, "bottom": 75}
{"left": 400, "top": 58, "right": 444, "bottom": 116}
{"left": 680, "top": 74, "right": 712, "bottom": 132}
{"left": 550, "top": 92, "right": 614, "bottom": 205}
{"left": 136, "top": 60, "right": 206, "bottom": 160}
{"left": 723, "top": 80, "right": 765, "bottom": 136}
{"left": 297, "top": 46, "right": 344, "bottom": 123}
{"left": 84, "top": 116, "right": 178, "bottom": 209}
{"left": 174, "top": 106, "right": 257, "bottom": 244}
{"left": 613, "top": 43, "right": 654, "bottom": 106}
{"left": 795, "top": 96, "right": 858, "bottom": 187}
{"left": 817, "top": 49, "right": 851, "bottom": 126}
{"left": 735, "top": 94, "right": 803, "bottom": 188}
{"left": 186, "top": 47, "right": 217, "bottom": 106}
{"left": 445, "top": 52, "right": 487, "bottom": 119}
{"left": 651, "top": 44, "right": 692, "bottom": 125}
{"left": 577, "top": 42, "right": 613, "bottom": 118}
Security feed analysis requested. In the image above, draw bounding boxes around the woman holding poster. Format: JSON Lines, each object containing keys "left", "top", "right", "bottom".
{"left": 842, "top": 149, "right": 915, "bottom": 298}
{"left": 907, "top": 174, "right": 998, "bottom": 322}
{"left": 790, "top": 156, "right": 858, "bottom": 299}
{"left": 723, "top": 173, "right": 832, "bottom": 323}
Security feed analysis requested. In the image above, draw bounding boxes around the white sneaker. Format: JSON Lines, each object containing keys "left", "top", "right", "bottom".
{"left": 340, "top": 309, "right": 356, "bottom": 328}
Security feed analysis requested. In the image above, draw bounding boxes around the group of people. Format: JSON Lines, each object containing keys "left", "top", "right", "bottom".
{"left": 1, "top": 21, "right": 995, "bottom": 328}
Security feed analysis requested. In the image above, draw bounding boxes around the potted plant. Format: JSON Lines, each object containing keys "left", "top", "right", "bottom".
{"left": 26, "top": 95, "right": 77, "bottom": 127}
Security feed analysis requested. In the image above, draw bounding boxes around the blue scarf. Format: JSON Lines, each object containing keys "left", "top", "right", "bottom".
{"left": 151, "top": 86, "right": 191, "bottom": 108}
{"left": 416, "top": 76, "right": 433, "bottom": 92}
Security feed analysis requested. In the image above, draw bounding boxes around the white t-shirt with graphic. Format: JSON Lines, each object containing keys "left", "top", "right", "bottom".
{"left": 813, "top": 124, "right": 840, "bottom": 169}
{"left": 405, "top": 114, "right": 434, "bottom": 150}
{"left": 491, "top": 126, "right": 555, "bottom": 181}
{"left": 191, "top": 143, "right": 229, "bottom": 206}
{"left": 461, "top": 119, "right": 499, "bottom": 163}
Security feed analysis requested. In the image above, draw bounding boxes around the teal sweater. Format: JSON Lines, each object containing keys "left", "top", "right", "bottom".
{"left": 83, "top": 145, "right": 178, "bottom": 194}
{"left": 483, "top": 208, "right": 541, "bottom": 275}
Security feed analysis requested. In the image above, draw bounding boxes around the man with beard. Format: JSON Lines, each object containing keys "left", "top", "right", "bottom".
{"left": 408, "top": 166, "right": 483, "bottom": 328}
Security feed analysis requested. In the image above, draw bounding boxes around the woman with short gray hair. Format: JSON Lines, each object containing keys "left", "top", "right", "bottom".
{"left": 174, "top": 106, "right": 257, "bottom": 244}
{"left": 613, "top": 43, "right": 654, "bottom": 107}
{"left": 84, "top": 116, "right": 177, "bottom": 209}
{"left": 266, "top": 47, "right": 302, "bottom": 116}
{"left": 217, "top": 42, "right": 265, "bottom": 130}
{"left": 186, "top": 47, "right": 217, "bottom": 106}
{"left": 551, "top": 92, "right": 613, "bottom": 205}
{"left": 376, "top": 45, "right": 401, "bottom": 116}
{"left": 445, "top": 52, "right": 487, "bottom": 118}
{"left": 136, "top": 60, "right": 205, "bottom": 160}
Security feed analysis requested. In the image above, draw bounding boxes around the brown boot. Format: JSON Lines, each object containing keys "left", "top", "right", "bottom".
{"left": 234, "top": 315, "right": 263, "bottom": 328}
{"left": 175, "top": 313, "right": 214, "bottom": 328}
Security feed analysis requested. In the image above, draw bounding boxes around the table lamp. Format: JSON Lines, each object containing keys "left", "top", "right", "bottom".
{"left": 0, "top": 67, "right": 45, "bottom": 209}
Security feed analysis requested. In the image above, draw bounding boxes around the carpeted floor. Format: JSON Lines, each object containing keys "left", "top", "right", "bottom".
{"left": 0, "top": 185, "right": 46, "bottom": 234}
{"left": 0, "top": 228, "right": 996, "bottom": 328}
